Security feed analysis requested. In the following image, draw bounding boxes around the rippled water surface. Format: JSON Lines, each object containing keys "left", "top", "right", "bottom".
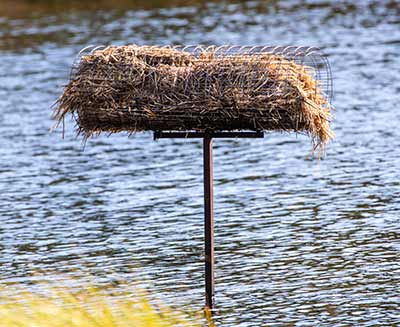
{"left": 1, "top": 0, "right": 400, "bottom": 326}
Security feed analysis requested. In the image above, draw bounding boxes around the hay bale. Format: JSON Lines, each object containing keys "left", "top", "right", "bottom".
{"left": 54, "top": 45, "right": 333, "bottom": 150}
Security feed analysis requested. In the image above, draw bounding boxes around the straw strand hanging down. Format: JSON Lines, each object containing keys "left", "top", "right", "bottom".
{"left": 53, "top": 45, "right": 334, "bottom": 151}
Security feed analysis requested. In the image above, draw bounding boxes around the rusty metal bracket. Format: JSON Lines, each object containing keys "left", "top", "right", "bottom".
{"left": 154, "top": 131, "right": 264, "bottom": 140}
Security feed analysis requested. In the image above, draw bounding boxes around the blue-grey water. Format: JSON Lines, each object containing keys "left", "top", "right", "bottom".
{"left": 0, "top": 1, "right": 399, "bottom": 326}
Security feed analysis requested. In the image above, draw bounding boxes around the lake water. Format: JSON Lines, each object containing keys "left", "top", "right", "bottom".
{"left": 0, "top": 0, "right": 399, "bottom": 326}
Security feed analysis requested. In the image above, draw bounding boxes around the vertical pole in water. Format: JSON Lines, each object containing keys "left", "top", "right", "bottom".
{"left": 203, "top": 135, "right": 214, "bottom": 309}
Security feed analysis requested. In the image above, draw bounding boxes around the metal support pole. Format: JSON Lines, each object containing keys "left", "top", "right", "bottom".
{"left": 203, "top": 135, "right": 214, "bottom": 309}
{"left": 154, "top": 130, "right": 263, "bottom": 309}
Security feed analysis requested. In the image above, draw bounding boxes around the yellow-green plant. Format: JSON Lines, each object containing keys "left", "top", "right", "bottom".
{"left": 0, "top": 283, "right": 201, "bottom": 327}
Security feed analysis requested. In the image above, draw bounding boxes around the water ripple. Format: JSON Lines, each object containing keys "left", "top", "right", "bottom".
{"left": 0, "top": 0, "right": 400, "bottom": 326}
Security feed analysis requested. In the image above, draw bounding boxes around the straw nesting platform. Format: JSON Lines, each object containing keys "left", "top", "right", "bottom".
{"left": 54, "top": 45, "right": 334, "bottom": 150}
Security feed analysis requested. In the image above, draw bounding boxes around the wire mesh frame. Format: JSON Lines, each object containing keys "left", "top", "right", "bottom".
{"left": 70, "top": 44, "right": 333, "bottom": 104}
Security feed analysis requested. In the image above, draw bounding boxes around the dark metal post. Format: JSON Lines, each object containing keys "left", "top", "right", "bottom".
{"left": 154, "top": 130, "right": 263, "bottom": 309}
{"left": 203, "top": 135, "right": 214, "bottom": 309}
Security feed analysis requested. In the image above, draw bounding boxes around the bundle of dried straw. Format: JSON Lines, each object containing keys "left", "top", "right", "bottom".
{"left": 54, "top": 45, "right": 333, "bottom": 150}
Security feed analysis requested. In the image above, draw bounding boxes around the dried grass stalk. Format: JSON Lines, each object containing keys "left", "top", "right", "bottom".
{"left": 54, "top": 45, "right": 334, "bottom": 150}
